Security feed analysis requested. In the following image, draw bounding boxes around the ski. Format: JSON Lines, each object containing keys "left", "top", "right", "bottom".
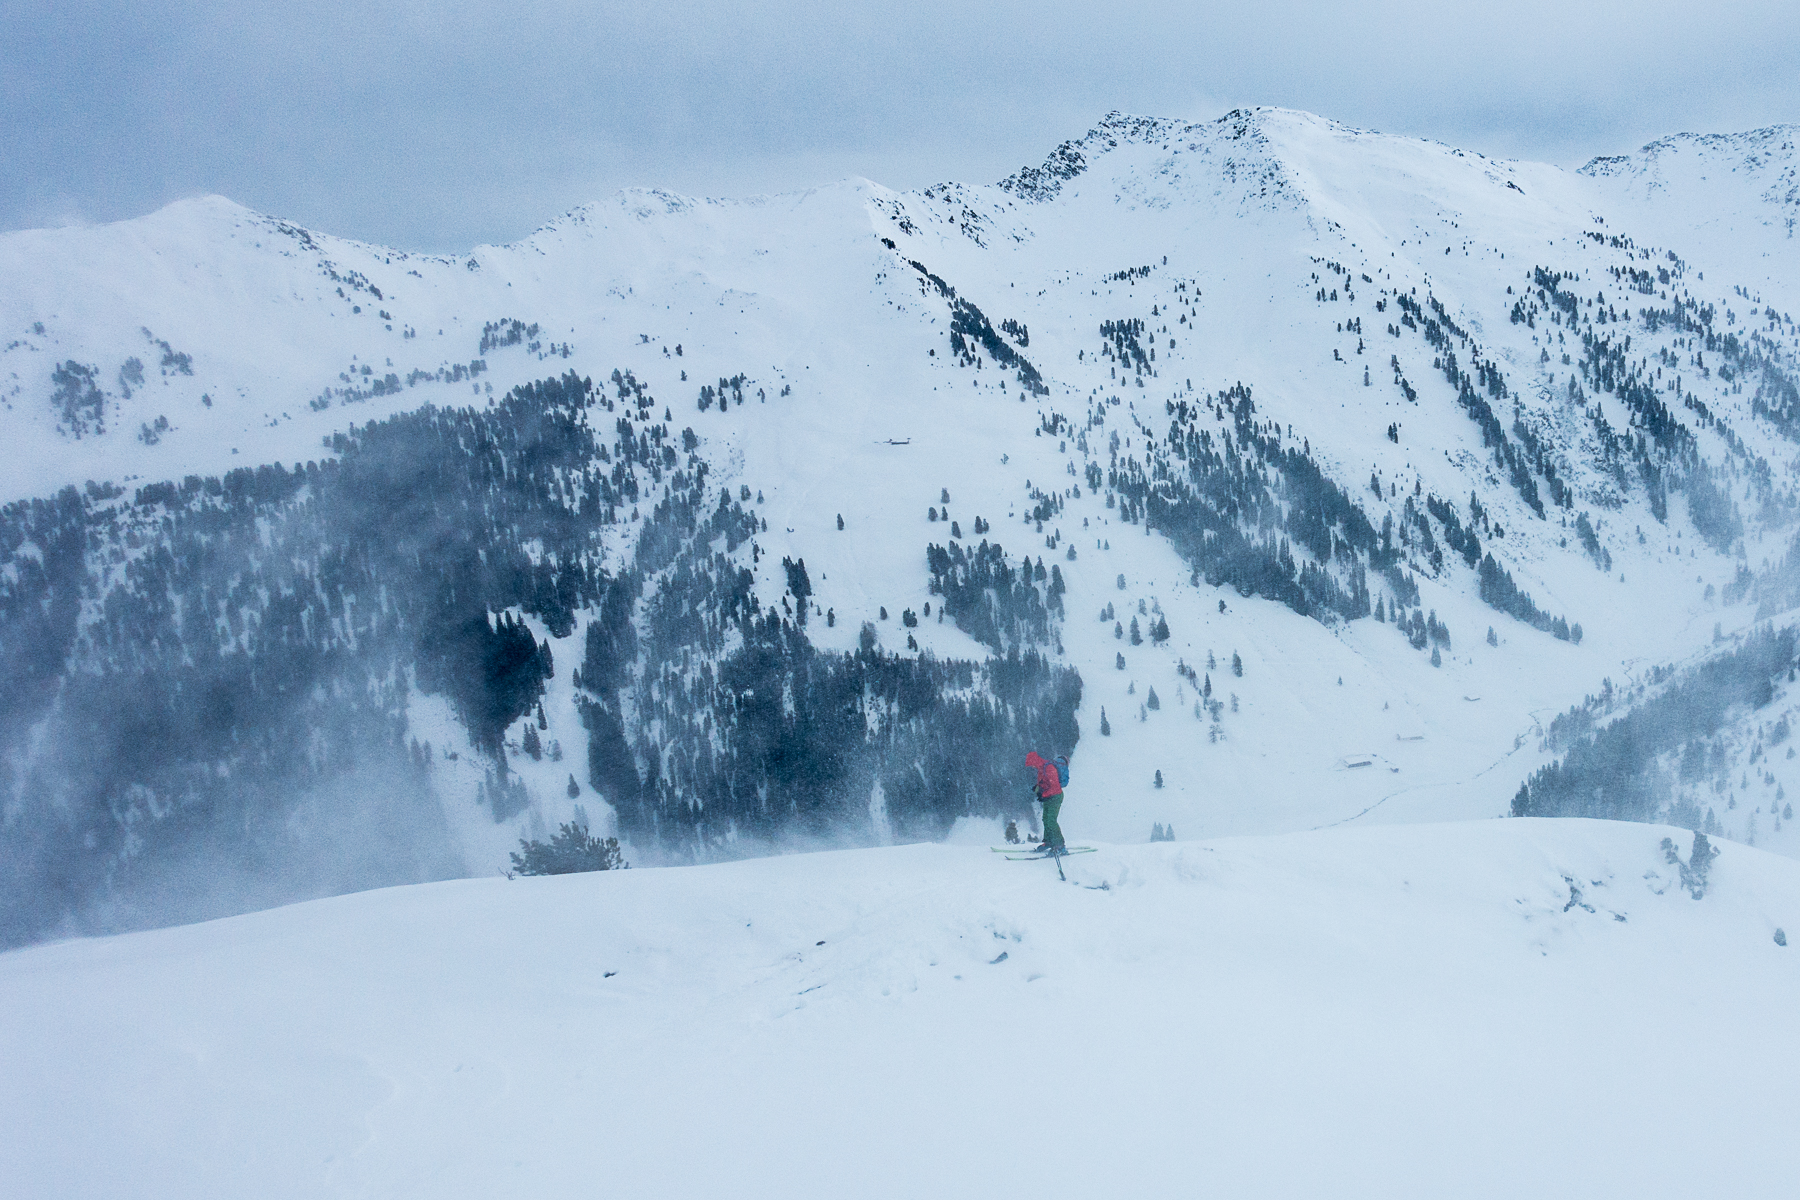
{"left": 1002, "top": 847, "right": 1097, "bottom": 860}
{"left": 991, "top": 845, "right": 1094, "bottom": 854}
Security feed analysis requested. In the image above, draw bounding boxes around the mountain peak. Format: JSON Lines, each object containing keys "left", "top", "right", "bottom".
{"left": 993, "top": 106, "right": 1398, "bottom": 205}
{"left": 996, "top": 110, "right": 1201, "bottom": 201}
{"left": 1580, "top": 123, "right": 1800, "bottom": 180}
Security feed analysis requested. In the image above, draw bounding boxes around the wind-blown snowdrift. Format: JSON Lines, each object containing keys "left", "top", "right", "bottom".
{"left": 2, "top": 819, "right": 1796, "bottom": 1199}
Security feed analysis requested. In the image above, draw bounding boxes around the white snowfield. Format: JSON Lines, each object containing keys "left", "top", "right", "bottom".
{"left": 3, "top": 819, "right": 1796, "bottom": 1199}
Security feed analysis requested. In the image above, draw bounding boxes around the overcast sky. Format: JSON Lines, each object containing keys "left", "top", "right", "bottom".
{"left": 6, "top": 1, "right": 1796, "bottom": 253}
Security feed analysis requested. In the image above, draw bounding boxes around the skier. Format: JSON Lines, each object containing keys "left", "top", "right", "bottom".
{"left": 1024, "top": 750, "right": 1067, "bottom": 854}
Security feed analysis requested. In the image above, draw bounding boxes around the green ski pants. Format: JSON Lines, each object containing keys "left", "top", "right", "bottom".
{"left": 1040, "top": 795, "right": 1065, "bottom": 847}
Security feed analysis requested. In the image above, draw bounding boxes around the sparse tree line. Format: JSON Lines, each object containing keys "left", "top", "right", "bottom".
{"left": 5, "top": 365, "right": 1060, "bottom": 945}
{"left": 1514, "top": 625, "right": 1795, "bottom": 823}
{"left": 1529, "top": 264, "right": 1795, "bottom": 551}
{"left": 577, "top": 484, "right": 1081, "bottom": 855}
{"left": 925, "top": 540, "right": 1063, "bottom": 652}
{"left": 888, "top": 248, "right": 1049, "bottom": 396}
{"left": 0, "top": 372, "right": 647, "bottom": 944}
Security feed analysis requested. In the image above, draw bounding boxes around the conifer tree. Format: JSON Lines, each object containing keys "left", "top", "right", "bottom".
{"left": 510, "top": 822, "right": 628, "bottom": 876}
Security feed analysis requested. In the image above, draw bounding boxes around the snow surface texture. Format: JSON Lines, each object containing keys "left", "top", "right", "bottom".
{"left": 2, "top": 819, "right": 1797, "bottom": 1198}
{"left": 5, "top": 106, "right": 1800, "bottom": 902}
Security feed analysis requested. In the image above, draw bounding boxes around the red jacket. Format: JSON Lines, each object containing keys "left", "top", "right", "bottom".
{"left": 1025, "top": 751, "right": 1063, "bottom": 799}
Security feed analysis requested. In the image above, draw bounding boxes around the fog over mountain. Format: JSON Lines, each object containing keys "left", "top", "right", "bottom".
{"left": 8, "top": 0, "right": 1795, "bottom": 252}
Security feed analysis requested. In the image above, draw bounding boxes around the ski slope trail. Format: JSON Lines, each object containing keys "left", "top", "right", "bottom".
{"left": 4, "top": 818, "right": 1797, "bottom": 1199}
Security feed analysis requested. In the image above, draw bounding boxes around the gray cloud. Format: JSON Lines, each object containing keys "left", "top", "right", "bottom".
{"left": 5, "top": 0, "right": 1796, "bottom": 252}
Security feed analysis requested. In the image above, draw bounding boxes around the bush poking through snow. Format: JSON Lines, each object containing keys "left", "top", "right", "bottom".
{"left": 510, "top": 822, "right": 628, "bottom": 876}
{"left": 1661, "top": 831, "right": 1720, "bottom": 900}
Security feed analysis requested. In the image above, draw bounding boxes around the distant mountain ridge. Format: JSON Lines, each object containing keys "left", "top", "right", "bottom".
{"left": 1581, "top": 122, "right": 1800, "bottom": 187}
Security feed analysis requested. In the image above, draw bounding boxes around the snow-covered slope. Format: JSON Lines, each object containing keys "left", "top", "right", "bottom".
{"left": 3, "top": 819, "right": 1797, "bottom": 1199}
{"left": 6, "top": 107, "right": 1800, "bottom": 943}
{"left": 1582, "top": 124, "right": 1800, "bottom": 294}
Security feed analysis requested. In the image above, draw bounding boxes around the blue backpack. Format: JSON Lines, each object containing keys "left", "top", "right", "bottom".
{"left": 1055, "top": 755, "right": 1070, "bottom": 788}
